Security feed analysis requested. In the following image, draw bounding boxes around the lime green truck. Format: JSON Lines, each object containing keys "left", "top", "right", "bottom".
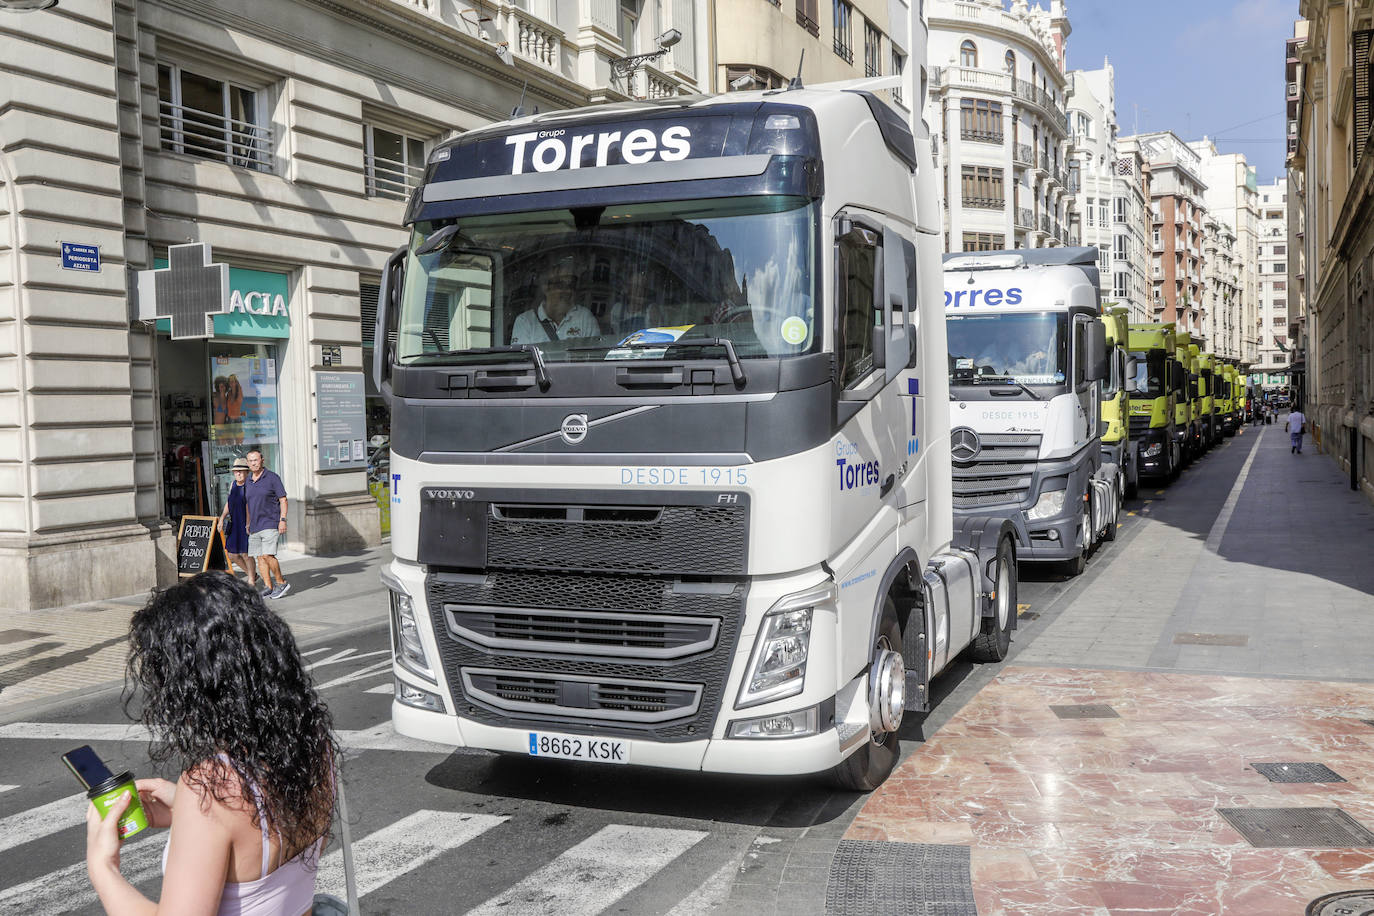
{"left": 1127, "top": 323, "right": 1182, "bottom": 480}
{"left": 1100, "top": 307, "right": 1138, "bottom": 499}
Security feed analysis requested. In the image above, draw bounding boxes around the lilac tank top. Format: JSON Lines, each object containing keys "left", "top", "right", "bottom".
{"left": 161, "top": 771, "right": 322, "bottom": 916}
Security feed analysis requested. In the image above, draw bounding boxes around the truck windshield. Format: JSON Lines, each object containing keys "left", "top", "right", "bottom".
{"left": 1129, "top": 350, "right": 1168, "bottom": 397}
{"left": 947, "top": 312, "right": 1068, "bottom": 386}
{"left": 395, "top": 196, "right": 819, "bottom": 365}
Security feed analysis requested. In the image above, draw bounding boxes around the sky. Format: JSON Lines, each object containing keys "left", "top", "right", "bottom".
{"left": 1063, "top": 0, "right": 1296, "bottom": 184}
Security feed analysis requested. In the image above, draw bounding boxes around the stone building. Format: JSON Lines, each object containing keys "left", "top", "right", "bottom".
{"left": 1291, "top": 1, "right": 1374, "bottom": 504}
{"left": 1254, "top": 179, "right": 1292, "bottom": 388}
{"left": 925, "top": 0, "right": 1076, "bottom": 251}
{"left": 1190, "top": 139, "right": 1260, "bottom": 364}
{"left": 1200, "top": 214, "right": 1242, "bottom": 361}
{"left": 0, "top": 0, "right": 706, "bottom": 610}
{"left": 1126, "top": 130, "right": 1208, "bottom": 338}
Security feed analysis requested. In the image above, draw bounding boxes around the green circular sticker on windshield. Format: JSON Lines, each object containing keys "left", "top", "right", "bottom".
{"left": 780, "top": 316, "right": 808, "bottom": 346}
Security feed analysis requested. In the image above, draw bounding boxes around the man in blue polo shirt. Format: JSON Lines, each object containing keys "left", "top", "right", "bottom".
{"left": 244, "top": 449, "right": 290, "bottom": 598}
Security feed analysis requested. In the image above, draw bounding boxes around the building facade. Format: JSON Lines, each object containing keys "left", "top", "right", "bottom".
{"left": 1190, "top": 139, "right": 1260, "bottom": 363}
{"left": 1200, "top": 215, "right": 1242, "bottom": 360}
{"left": 1291, "top": 0, "right": 1374, "bottom": 504}
{"left": 1286, "top": 21, "right": 1310, "bottom": 410}
{"left": 925, "top": 0, "right": 1076, "bottom": 251}
{"left": 1067, "top": 62, "right": 1149, "bottom": 322}
{"left": 1254, "top": 179, "right": 1292, "bottom": 386}
{"left": 0, "top": 0, "right": 706, "bottom": 610}
{"left": 1128, "top": 131, "right": 1208, "bottom": 337}
{"left": 711, "top": 0, "right": 910, "bottom": 104}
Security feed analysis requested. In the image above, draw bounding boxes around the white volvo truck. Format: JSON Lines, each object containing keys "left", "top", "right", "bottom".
{"left": 371, "top": 79, "right": 1017, "bottom": 790}
{"left": 942, "top": 249, "right": 1117, "bottom": 576}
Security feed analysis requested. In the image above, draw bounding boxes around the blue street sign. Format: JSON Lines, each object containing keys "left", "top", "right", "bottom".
{"left": 60, "top": 242, "right": 101, "bottom": 272}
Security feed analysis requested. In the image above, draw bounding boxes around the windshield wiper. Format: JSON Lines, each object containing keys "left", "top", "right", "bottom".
{"left": 413, "top": 344, "right": 551, "bottom": 391}
{"left": 572, "top": 337, "right": 747, "bottom": 388}
{"left": 970, "top": 374, "right": 1043, "bottom": 400}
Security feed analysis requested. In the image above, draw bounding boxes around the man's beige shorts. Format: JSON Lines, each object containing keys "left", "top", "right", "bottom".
{"left": 248, "top": 529, "right": 280, "bottom": 557}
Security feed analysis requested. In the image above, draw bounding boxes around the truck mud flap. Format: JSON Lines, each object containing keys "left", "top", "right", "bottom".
{"left": 952, "top": 514, "right": 1018, "bottom": 626}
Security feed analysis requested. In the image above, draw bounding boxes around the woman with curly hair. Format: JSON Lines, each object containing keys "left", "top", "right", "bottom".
{"left": 85, "top": 572, "right": 339, "bottom": 915}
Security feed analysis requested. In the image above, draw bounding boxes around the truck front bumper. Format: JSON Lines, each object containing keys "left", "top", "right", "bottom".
{"left": 393, "top": 702, "right": 853, "bottom": 776}
{"left": 1135, "top": 427, "right": 1172, "bottom": 477}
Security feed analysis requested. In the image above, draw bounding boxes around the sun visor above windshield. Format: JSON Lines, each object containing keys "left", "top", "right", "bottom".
{"left": 407, "top": 103, "right": 822, "bottom": 222}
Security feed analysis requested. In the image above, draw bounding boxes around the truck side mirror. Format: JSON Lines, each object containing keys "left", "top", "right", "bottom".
{"left": 372, "top": 245, "right": 408, "bottom": 405}
{"left": 1084, "top": 321, "right": 1108, "bottom": 383}
{"left": 1124, "top": 357, "right": 1138, "bottom": 394}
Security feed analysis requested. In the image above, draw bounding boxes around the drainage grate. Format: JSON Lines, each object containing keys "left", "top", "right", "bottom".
{"left": 1173, "top": 632, "right": 1249, "bottom": 646}
{"left": 1218, "top": 807, "right": 1374, "bottom": 848}
{"left": 1050, "top": 704, "right": 1119, "bottom": 719}
{"left": 1251, "top": 763, "right": 1346, "bottom": 784}
{"left": 1307, "top": 889, "right": 1374, "bottom": 915}
{"left": 825, "top": 840, "right": 976, "bottom": 916}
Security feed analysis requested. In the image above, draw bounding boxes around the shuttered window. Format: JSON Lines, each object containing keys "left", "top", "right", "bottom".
{"left": 1355, "top": 30, "right": 1373, "bottom": 167}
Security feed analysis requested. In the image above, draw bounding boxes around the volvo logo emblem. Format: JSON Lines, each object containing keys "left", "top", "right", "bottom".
{"left": 950, "top": 426, "right": 981, "bottom": 461}
{"left": 560, "top": 414, "right": 589, "bottom": 445}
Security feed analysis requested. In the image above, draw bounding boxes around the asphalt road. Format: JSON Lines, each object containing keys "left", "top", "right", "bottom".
{"left": 0, "top": 437, "right": 1256, "bottom": 915}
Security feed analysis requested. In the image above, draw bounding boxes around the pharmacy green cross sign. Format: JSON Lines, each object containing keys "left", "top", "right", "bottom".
{"left": 136, "top": 243, "right": 230, "bottom": 340}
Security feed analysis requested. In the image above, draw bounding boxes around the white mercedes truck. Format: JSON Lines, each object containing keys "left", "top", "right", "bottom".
{"left": 371, "top": 79, "right": 1017, "bottom": 790}
{"left": 942, "top": 249, "right": 1117, "bottom": 576}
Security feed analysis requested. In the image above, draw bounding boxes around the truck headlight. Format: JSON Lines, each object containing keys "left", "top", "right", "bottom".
{"left": 736, "top": 583, "right": 834, "bottom": 709}
{"left": 727, "top": 705, "right": 820, "bottom": 739}
{"left": 390, "top": 590, "right": 434, "bottom": 680}
{"left": 396, "top": 678, "right": 444, "bottom": 712}
{"left": 1026, "top": 488, "right": 1066, "bottom": 521}
{"left": 1141, "top": 442, "right": 1163, "bottom": 458}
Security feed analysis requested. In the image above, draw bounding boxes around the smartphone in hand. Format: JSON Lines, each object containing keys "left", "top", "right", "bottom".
{"left": 61, "top": 744, "right": 115, "bottom": 791}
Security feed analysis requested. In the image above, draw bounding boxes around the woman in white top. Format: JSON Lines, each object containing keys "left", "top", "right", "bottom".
{"left": 86, "top": 572, "right": 338, "bottom": 916}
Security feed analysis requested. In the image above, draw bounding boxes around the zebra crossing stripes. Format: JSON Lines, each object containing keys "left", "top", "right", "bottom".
{"left": 466, "top": 824, "right": 708, "bottom": 916}
{"left": 0, "top": 827, "right": 165, "bottom": 916}
{"left": 0, "top": 792, "right": 87, "bottom": 856}
{"left": 314, "top": 810, "right": 508, "bottom": 900}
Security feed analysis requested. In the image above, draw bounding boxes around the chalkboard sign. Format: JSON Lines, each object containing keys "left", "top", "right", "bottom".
{"left": 177, "top": 515, "right": 228, "bottom": 577}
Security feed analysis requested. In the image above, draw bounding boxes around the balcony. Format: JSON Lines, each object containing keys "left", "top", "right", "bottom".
{"left": 159, "top": 100, "right": 272, "bottom": 172}
{"left": 1287, "top": 82, "right": 1299, "bottom": 101}
{"left": 961, "top": 128, "right": 1004, "bottom": 144}
{"left": 1039, "top": 213, "right": 1052, "bottom": 234}
{"left": 1013, "top": 143, "right": 1033, "bottom": 166}
{"left": 932, "top": 66, "right": 1068, "bottom": 134}
{"left": 796, "top": 8, "right": 819, "bottom": 36}
{"left": 963, "top": 196, "right": 1005, "bottom": 211}
{"left": 1013, "top": 78, "right": 1069, "bottom": 133}
{"left": 1015, "top": 207, "right": 1034, "bottom": 229}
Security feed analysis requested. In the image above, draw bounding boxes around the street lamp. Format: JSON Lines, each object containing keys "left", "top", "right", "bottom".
{"left": 0, "top": 0, "right": 59, "bottom": 10}
{"left": 610, "top": 28, "right": 682, "bottom": 80}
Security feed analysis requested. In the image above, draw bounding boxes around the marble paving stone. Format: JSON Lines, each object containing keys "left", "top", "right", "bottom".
{"left": 848, "top": 666, "right": 1374, "bottom": 912}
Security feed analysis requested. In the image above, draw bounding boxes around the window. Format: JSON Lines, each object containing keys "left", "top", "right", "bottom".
{"left": 725, "top": 65, "right": 787, "bottom": 91}
{"left": 837, "top": 223, "right": 879, "bottom": 387}
{"left": 1275, "top": 262, "right": 1288, "bottom": 272}
{"left": 863, "top": 22, "right": 882, "bottom": 76}
{"left": 833, "top": 0, "right": 854, "bottom": 63}
{"left": 1274, "top": 280, "right": 1287, "bottom": 290}
{"left": 157, "top": 63, "right": 270, "bottom": 171}
{"left": 1099, "top": 201, "right": 1108, "bottom": 227}
{"left": 795, "top": 0, "right": 819, "bottom": 36}
{"left": 364, "top": 125, "right": 427, "bottom": 200}
{"left": 1004, "top": 49, "right": 1015, "bottom": 75}
{"left": 1273, "top": 244, "right": 1287, "bottom": 255}
{"left": 1114, "top": 235, "right": 1127, "bottom": 262}
{"left": 960, "top": 165, "right": 1004, "bottom": 208}
{"left": 961, "top": 232, "right": 1005, "bottom": 251}
{"left": 1086, "top": 198, "right": 1095, "bottom": 228}
{"left": 890, "top": 48, "right": 905, "bottom": 104}
{"left": 960, "top": 39, "right": 977, "bottom": 68}
{"left": 1272, "top": 316, "right": 1286, "bottom": 325}
{"left": 1075, "top": 112, "right": 1092, "bottom": 139}
{"left": 618, "top": 0, "right": 640, "bottom": 52}
{"left": 959, "top": 98, "right": 1002, "bottom": 142}
{"left": 1114, "top": 197, "right": 1126, "bottom": 223}
{"left": 1113, "top": 271, "right": 1128, "bottom": 298}
{"left": 1274, "top": 299, "right": 1287, "bottom": 308}
{"left": 1152, "top": 228, "right": 1161, "bottom": 247}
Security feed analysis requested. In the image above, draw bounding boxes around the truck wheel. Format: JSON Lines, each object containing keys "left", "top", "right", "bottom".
{"left": 971, "top": 537, "right": 1015, "bottom": 662}
{"left": 1064, "top": 494, "right": 1089, "bottom": 576}
{"left": 830, "top": 600, "right": 901, "bottom": 792}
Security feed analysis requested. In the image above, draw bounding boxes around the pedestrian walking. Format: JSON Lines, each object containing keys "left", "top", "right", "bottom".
{"left": 244, "top": 449, "right": 291, "bottom": 598}
{"left": 1286, "top": 407, "right": 1308, "bottom": 454}
{"left": 216, "top": 458, "right": 256, "bottom": 588}
{"left": 84, "top": 572, "right": 338, "bottom": 914}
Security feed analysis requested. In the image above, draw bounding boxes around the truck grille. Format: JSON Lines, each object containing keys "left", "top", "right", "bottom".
{"left": 1129, "top": 416, "right": 1153, "bottom": 437}
{"left": 951, "top": 431, "right": 1041, "bottom": 510}
{"left": 425, "top": 567, "right": 746, "bottom": 741}
{"left": 462, "top": 670, "right": 702, "bottom": 723}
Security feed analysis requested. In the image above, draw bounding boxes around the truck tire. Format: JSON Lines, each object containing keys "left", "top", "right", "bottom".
{"left": 971, "top": 536, "right": 1015, "bottom": 662}
{"left": 1064, "top": 493, "right": 1090, "bottom": 576}
{"left": 830, "top": 599, "right": 901, "bottom": 792}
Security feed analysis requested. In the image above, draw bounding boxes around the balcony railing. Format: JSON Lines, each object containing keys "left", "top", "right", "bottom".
{"left": 961, "top": 128, "right": 1004, "bottom": 144}
{"left": 1039, "top": 214, "right": 1052, "bottom": 234}
{"left": 963, "top": 196, "right": 1005, "bottom": 211}
{"left": 159, "top": 100, "right": 272, "bottom": 171}
{"left": 365, "top": 153, "right": 425, "bottom": 200}
{"left": 503, "top": 7, "right": 562, "bottom": 69}
{"left": 833, "top": 36, "right": 854, "bottom": 64}
{"left": 796, "top": 9, "right": 819, "bottom": 36}
{"left": 1015, "top": 207, "right": 1034, "bottom": 229}
{"left": 1287, "top": 82, "right": 1299, "bottom": 101}
{"left": 1013, "top": 78, "right": 1068, "bottom": 133}
{"left": 1013, "top": 143, "right": 1033, "bottom": 166}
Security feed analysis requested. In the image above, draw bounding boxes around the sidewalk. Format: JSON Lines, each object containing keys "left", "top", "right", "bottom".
{"left": 0, "top": 545, "right": 391, "bottom": 723}
{"left": 847, "top": 420, "right": 1374, "bottom": 914}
